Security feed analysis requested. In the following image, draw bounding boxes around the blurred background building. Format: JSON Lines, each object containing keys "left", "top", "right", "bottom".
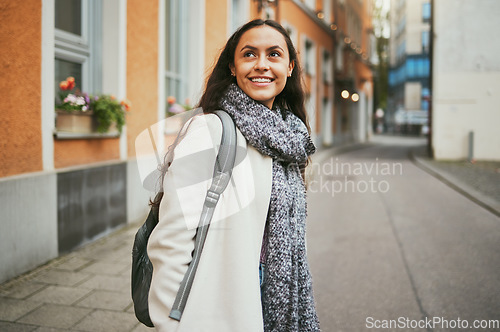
{"left": 387, "top": 0, "right": 500, "bottom": 161}
{"left": 0, "top": 0, "right": 375, "bottom": 284}
{"left": 431, "top": 0, "right": 500, "bottom": 161}
{"left": 387, "top": 0, "right": 431, "bottom": 135}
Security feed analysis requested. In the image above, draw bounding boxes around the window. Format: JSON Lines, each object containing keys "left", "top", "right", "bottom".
{"left": 406, "top": 59, "right": 416, "bottom": 79}
{"left": 304, "top": 38, "right": 316, "bottom": 76}
{"left": 421, "top": 87, "right": 430, "bottom": 111}
{"left": 231, "top": 0, "right": 248, "bottom": 34}
{"left": 397, "top": 40, "right": 406, "bottom": 63}
{"left": 322, "top": 50, "right": 333, "bottom": 83}
{"left": 389, "top": 63, "right": 408, "bottom": 87}
{"left": 404, "top": 57, "right": 430, "bottom": 80}
{"left": 422, "top": 2, "right": 431, "bottom": 23}
{"left": 55, "top": 0, "right": 81, "bottom": 35}
{"left": 336, "top": 39, "right": 343, "bottom": 71}
{"left": 305, "top": 95, "right": 316, "bottom": 135}
{"left": 422, "top": 31, "right": 430, "bottom": 53}
{"left": 165, "top": 0, "right": 189, "bottom": 104}
{"left": 54, "top": 0, "right": 102, "bottom": 96}
{"left": 389, "top": 70, "right": 395, "bottom": 86}
{"left": 283, "top": 22, "right": 298, "bottom": 50}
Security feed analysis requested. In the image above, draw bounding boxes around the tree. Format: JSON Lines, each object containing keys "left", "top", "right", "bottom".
{"left": 372, "top": 0, "right": 389, "bottom": 114}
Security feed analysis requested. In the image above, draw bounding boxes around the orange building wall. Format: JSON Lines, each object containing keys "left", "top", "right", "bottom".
{"left": 281, "top": 2, "right": 335, "bottom": 133}
{"left": 204, "top": 0, "right": 228, "bottom": 76}
{"left": 54, "top": 139, "right": 120, "bottom": 168}
{"left": 0, "top": 0, "right": 43, "bottom": 177}
{"left": 126, "top": 0, "right": 159, "bottom": 157}
{"left": 336, "top": 4, "right": 347, "bottom": 34}
{"left": 249, "top": 2, "right": 260, "bottom": 20}
{"left": 54, "top": 135, "right": 120, "bottom": 168}
{"left": 281, "top": 3, "right": 334, "bottom": 50}
{"left": 355, "top": 59, "right": 373, "bottom": 94}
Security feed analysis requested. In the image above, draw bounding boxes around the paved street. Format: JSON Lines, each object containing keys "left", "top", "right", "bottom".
{"left": 1, "top": 135, "right": 499, "bottom": 331}
{"left": 308, "top": 135, "right": 500, "bottom": 331}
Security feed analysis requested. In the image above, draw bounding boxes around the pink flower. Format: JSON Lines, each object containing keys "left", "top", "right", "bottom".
{"left": 169, "top": 103, "right": 185, "bottom": 114}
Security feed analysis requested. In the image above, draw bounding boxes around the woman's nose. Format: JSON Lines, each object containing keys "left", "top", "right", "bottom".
{"left": 254, "top": 57, "right": 269, "bottom": 71}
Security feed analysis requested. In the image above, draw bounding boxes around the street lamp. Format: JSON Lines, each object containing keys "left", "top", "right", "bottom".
{"left": 351, "top": 93, "right": 359, "bottom": 102}
{"left": 341, "top": 90, "right": 350, "bottom": 99}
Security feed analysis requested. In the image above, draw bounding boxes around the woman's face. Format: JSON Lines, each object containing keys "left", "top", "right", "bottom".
{"left": 230, "top": 26, "right": 294, "bottom": 109}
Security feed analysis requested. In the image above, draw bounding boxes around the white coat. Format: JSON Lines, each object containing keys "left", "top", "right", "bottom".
{"left": 148, "top": 114, "right": 273, "bottom": 332}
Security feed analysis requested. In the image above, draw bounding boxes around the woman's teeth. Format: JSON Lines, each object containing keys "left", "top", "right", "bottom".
{"left": 251, "top": 78, "right": 272, "bottom": 83}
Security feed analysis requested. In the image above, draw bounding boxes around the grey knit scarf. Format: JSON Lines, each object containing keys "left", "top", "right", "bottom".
{"left": 220, "top": 83, "right": 321, "bottom": 331}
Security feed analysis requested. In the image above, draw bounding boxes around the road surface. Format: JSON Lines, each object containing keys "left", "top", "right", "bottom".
{"left": 307, "top": 136, "right": 500, "bottom": 331}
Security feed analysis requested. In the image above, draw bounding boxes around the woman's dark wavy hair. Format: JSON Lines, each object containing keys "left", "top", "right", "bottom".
{"left": 151, "top": 20, "right": 310, "bottom": 207}
{"left": 197, "top": 19, "right": 310, "bottom": 132}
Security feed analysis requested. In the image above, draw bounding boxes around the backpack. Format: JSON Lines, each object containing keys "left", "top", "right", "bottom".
{"left": 131, "top": 111, "right": 237, "bottom": 327}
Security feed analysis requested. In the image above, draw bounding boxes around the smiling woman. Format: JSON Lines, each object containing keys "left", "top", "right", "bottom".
{"left": 229, "top": 26, "right": 294, "bottom": 109}
{"left": 147, "top": 19, "right": 320, "bottom": 332}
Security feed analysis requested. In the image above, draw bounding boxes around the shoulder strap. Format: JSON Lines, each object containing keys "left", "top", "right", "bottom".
{"left": 169, "top": 110, "right": 237, "bottom": 321}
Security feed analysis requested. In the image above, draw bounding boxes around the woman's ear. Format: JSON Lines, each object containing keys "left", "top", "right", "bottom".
{"left": 229, "top": 63, "right": 235, "bottom": 76}
{"left": 288, "top": 60, "right": 295, "bottom": 77}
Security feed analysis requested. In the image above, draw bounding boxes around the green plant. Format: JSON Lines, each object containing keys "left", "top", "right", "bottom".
{"left": 91, "top": 95, "right": 129, "bottom": 133}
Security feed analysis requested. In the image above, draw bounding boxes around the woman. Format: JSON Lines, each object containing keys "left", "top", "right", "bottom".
{"left": 148, "top": 19, "right": 320, "bottom": 331}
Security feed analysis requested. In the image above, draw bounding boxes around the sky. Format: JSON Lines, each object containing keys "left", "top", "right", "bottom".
{"left": 374, "top": 0, "right": 391, "bottom": 38}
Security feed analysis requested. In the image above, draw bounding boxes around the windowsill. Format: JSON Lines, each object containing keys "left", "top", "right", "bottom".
{"left": 53, "top": 131, "right": 121, "bottom": 140}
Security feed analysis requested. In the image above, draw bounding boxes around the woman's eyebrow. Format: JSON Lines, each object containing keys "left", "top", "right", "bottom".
{"left": 240, "top": 45, "right": 285, "bottom": 52}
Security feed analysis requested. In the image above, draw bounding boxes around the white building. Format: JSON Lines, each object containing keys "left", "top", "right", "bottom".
{"left": 388, "top": 0, "right": 431, "bottom": 134}
{"left": 432, "top": 0, "right": 500, "bottom": 160}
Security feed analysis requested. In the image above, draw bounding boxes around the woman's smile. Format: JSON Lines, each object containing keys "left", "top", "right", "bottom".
{"left": 248, "top": 76, "right": 275, "bottom": 86}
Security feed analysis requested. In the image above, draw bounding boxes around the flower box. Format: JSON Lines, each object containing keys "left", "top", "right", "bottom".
{"left": 55, "top": 77, "right": 130, "bottom": 137}
{"left": 55, "top": 110, "right": 96, "bottom": 133}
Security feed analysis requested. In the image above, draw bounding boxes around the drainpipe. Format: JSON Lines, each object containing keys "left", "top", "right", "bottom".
{"left": 428, "top": 0, "right": 434, "bottom": 158}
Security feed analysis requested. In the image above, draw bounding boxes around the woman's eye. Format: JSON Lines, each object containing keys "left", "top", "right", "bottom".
{"left": 269, "top": 51, "right": 281, "bottom": 57}
{"left": 243, "top": 52, "right": 256, "bottom": 57}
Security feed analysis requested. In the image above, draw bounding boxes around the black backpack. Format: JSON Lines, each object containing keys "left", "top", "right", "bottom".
{"left": 131, "top": 111, "right": 237, "bottom": 327}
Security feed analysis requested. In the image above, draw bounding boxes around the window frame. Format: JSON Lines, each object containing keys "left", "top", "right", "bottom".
{"left": 303, "top": 36, "right": 316, "bottom": 76}
{"left": 54, "top": 0, "right": 102, "bottom": 95}
{"left": 322, "top": 49, "right": 333, "bottom": 84}
{"left": 165, "top": 0, "right": 189, "bottom": 105}
{"left": 422, "top": 2, "right": 431, "bottom": 23}
{"left": 421, "top": 30, "right": 430, "bottom": 53}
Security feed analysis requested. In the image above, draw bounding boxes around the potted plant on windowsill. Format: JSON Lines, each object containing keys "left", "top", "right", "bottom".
{"left": 91, "top": 94, "right": 130, "bottom": 134}
{"left": 55, "top": 77, "right": 131, "bottom": 135}
{"left": 164, "top": 96, "right": 191, "bottom": 135}
{"left": 55, "top": 77, "right": 93, "bottom": 133}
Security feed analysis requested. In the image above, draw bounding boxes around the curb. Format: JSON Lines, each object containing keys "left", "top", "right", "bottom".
{"left": 409, "top": 148, "right": 500, "bottom": 218}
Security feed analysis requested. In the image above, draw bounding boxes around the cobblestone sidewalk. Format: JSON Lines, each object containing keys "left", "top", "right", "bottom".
{"left": 0, "top": 224, "right": 152, "bottom": 332}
